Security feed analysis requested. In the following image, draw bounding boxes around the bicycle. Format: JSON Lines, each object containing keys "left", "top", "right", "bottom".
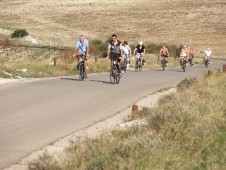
{"left": 135, "top": 53, "right": 142, "bottom": 72}
{"left": 204, "top": 56, "right": 210, "bottom": 68}
{"left": 180, "top": 56, "right": 187, "bottom": 72}
{"left": 122, "top": 55, "right": 128, "bottom": 73}
{"left": 78, "top": 54, "right": 86, "bottom": 81}
{"left": 188, "top": 55, "right": 193, "bottom": 67}
{"left": 110, "top": 59, "right": 120, "bottom": 84}
{"left": 161, "top": 56, "right": 167, "bottom": 71}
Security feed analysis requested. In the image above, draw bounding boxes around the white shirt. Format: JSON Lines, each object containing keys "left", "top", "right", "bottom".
{"left": 205, "top": 50, "right": 212, "bottom": 57}
{"left": 122, "top": 45, "right": 131, "bottom": 55}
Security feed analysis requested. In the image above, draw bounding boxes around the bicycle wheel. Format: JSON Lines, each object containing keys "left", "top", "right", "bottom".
{"left": 123, "top": 60, "right": 127, "bottom": 72}
{"left": 183, "top": 63, "right": 186, "bottom": 72}
{"left": 109, "top": 70, "right": 114, "bottom": 84}
{"left": 162, "top": 60, "right": 166, "bottom": 71}
{"left": 189, "top": 59, "right": 192, "bottom": 67}
{"left": 79, "top": 63, "right": 84, "bottom": 81}
{"left": 139, "top": 63, "right": 142, "bottom": 72}
{"left": 135, "top": 61, "right": 138, "bottom": 72}
{"left": 205, "top": 60, "right": 208, "bottom": 68}
{"left": 163, "top": 62, "right": 165, "bottom": 71}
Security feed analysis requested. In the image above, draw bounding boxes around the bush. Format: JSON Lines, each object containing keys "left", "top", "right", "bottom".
{"left": 11, "top": 29, "right": 29, "bottom": 38}
{"left": 90, "top": 39, "right": 103, "bottom": 46}
{"left": 90, "top": 38, "right": 110, "bottom": 58}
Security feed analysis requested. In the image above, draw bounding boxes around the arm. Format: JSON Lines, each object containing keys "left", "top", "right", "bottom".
{"left": 133, "top": 48, "right": 137, "bottom": 55}
{"left": 129, "top": 47, "right": 132, "bottom": 55}
{"left": 107, "top": 46, "right": 110, "bottom": 58}
{"left": 120, "top": 47, "right": 123, "bottom": 57}
{"left": 73, "top": 41, "right": 79, "bottom": 57}
{"left": 86, "top": 45, "right": 89, "bottom": 58}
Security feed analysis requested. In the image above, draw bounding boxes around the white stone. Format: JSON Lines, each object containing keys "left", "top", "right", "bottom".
{"left": 21, "top": 69, "right": 25, "bottom": 72}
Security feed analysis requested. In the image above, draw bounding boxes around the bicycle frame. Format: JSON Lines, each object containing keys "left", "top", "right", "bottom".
{"left": 161, "top": 56, "right": 167, "bottom": 71}
{"left": 135, "top": 54, "right": 142, "bottom": 72}
{"left": 110, "top": 60, "right": 120, "bottom": 84}
{"left": 78, "top": 55, "right": 86, "bottom": 81}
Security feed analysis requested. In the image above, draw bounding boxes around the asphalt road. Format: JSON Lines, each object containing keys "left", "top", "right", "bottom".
{"left": 0, "top": 60, "right": 225, "bottom": 169}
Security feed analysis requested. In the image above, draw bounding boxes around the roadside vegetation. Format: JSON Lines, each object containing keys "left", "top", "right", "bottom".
{"left": 0, "top": 34, "right": 224, "bottom": 79}
{"left": 0, "top": 36, "right": 209, "bottom": 78}
{"left": 29, "top": 70, "right": 226, "bottom": 170}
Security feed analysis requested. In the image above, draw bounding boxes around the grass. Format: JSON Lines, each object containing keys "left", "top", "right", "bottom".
{"left": 0, "top": 49, "right": 110, "bottom": 78}
{"left": 0, "top": 49, "right": 210, "bottom": 79}
{"left": 0, "top": 40, "right": 190, "bottom": 79}
{"left": 28, "top": 70, "right": 226, "bottom": 170}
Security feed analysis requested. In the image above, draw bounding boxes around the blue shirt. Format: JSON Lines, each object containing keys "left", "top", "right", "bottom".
{"left": 76, "top": 39, "right": 89, "bottom": 53}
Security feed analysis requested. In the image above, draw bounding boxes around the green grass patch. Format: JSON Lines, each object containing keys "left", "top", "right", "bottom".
{"left": 11, "top": 29, "right": 29, "bottom": 38}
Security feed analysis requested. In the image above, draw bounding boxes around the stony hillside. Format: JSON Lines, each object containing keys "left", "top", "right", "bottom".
{"left": 0, "top": 0, "right": 226, "bottom": 55}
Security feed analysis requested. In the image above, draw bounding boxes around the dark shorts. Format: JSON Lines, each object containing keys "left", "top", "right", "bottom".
{"left": 110, "top": 53, "right": 120, "bottom": 61}
{"left": 78, "top": 54, "right": 87, "bottom": 60}
{"left": 189, "top": 55, "right": 194, "bottom": 59}
{"left": 161, "top": 54, "right": 168, "bottom": 58}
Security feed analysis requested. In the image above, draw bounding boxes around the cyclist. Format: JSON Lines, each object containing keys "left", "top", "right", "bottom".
{"left": 122, "top": 41, "right": 131, "bottom": 69}
{"left": 73, "top": 35, "right": 89, "bottom": 78}
{"left": 107, "top": 34, "right": 123, "bottom": 73}
{"left": 204, "top": 48, "right": 212, "bottom": 64}
{"left": 188, "top": 48, "right": 195, "bottom": 65}
{"left": 180, "top": 45, "right": 188, "bottom": 65}
{"left": 133, "top": 41, "right": 145, "bottom": 66}
{"left": 159, "top": 44, "right": 169, "bottom": 66}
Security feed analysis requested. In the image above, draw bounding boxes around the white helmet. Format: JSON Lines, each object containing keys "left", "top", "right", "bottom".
{"left": 139, "top": 41, "right": 143, "bottom": 45}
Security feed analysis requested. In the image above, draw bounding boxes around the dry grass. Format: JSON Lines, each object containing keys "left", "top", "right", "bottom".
{"left": 29, "top": 70, "right": 226, "bottom": 170}
{"left": 0, "top": 46, "right": 112, "bottom": 78}
{"left": 0, "top": 0, "right": 226, "bottom": 56}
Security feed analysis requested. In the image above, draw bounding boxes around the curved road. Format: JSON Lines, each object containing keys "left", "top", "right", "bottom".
{"left": 0, "top": 60, "right": 225, "bottom": 169}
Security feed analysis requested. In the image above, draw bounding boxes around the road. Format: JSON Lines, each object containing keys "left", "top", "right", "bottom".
{"left": 0, "top": 60, "right": 225, "bottom": 169}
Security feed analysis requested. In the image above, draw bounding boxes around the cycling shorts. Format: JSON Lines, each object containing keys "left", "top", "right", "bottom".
{"left": 110, "top": 53, "right": 121, "bottom": 62}
{"left": 78, "top": 54, "right": 87, "bottom": 60}
{"left": 161, "top": 54, "right": 168, "bottom": 58}
{"left": 180, "top": 55, "right": 187, "bottom": 59}
{"left": 137, "top": 53, "right": 144, "bottom": 58}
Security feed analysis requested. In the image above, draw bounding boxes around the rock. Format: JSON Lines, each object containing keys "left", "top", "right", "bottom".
{"left": 22, "top": 69, "right": 28, "bottom": 73}
{"left": 117, "top": 119, "right": 149, "bottom": 130}
{"left": 2, "top": 71, "right": 12, "bottom": 77}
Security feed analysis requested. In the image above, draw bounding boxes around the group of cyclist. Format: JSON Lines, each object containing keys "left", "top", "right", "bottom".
{"left": 73, "top": 34, "right": 212, "bottom": 77}
{"left": 176, "top": 45, "right": 212, "bottom": 67}
{"left": 106, "top": 34, "right": 146, "bottom": 74}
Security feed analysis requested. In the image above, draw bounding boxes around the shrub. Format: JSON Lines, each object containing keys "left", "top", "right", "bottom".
{"left": 11, "top": 29, "right": 29, "bottom": 38}
{"left": 145, "top": 43, "right": 162, "bottom": 54}
{"left": 90, "top": 39, "right": 103, "bottom": 46}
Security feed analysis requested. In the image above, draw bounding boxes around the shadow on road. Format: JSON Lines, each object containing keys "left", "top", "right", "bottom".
{"left": 61, "top": 77, "right": 81, "bottom": 81}
{"left": 151, "top": 68, "right": 183, "bottom": 72}
{"left": 89, "top": 79, "right": 113, "bottom": 85}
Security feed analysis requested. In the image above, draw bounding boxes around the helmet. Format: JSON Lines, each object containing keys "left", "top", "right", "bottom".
{"left": 139, "top": 41, "right": 143, "bottom": 45}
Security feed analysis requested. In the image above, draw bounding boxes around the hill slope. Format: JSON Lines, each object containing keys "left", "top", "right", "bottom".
{"left": 1, "top": 0, "right": 226, "bottom": 55}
